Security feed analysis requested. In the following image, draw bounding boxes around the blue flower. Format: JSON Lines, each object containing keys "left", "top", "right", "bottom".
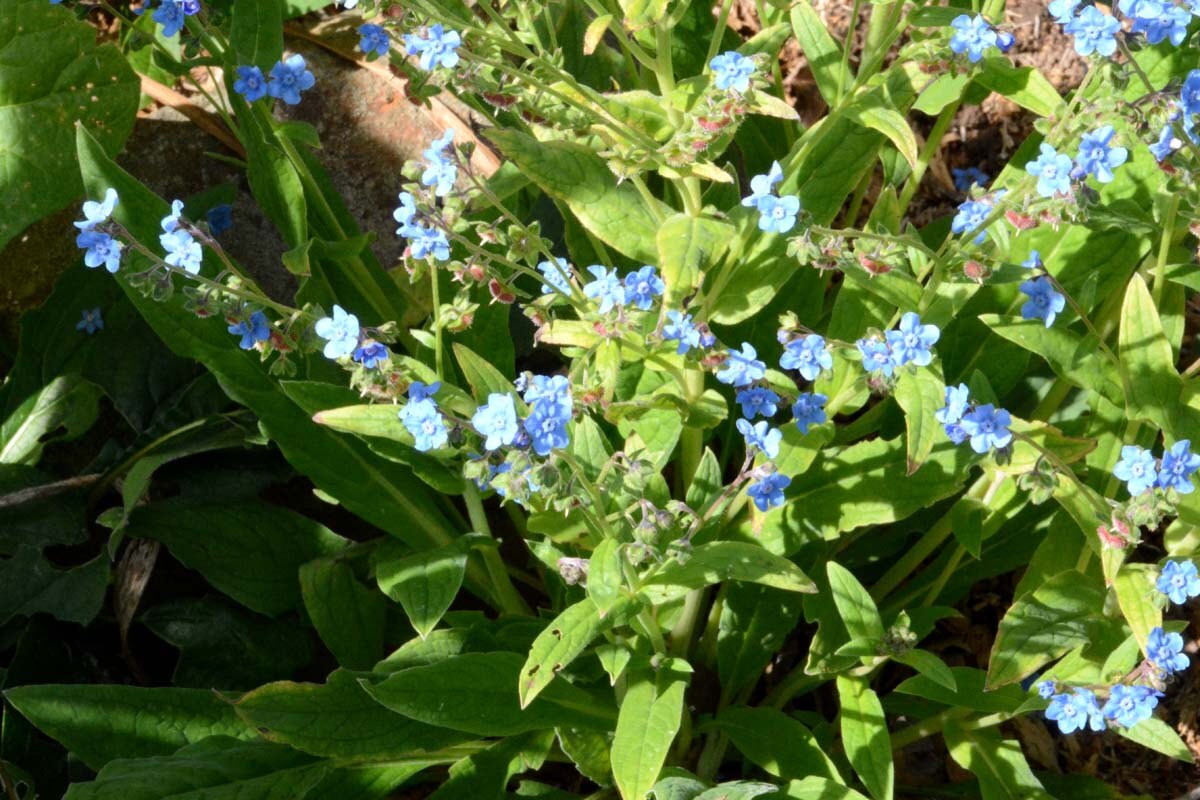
{"left": 404, "top": 23, "right": 462, "bottom": 70}
{"left": 421, "top": 129, "right": 458, "bottom": 197}
{"left": 1026, "top": 143, "right": 1073, "bottom": 198}
{"left": 995, "top": 31, "right": 1016, "bottom": 52}
{"left": 709, "top": 50, "right": 755, "bottom": 92}
{"left": 358, "top": 23, "right": 390, "bottom": 58}
{"left": 538, "top": 257, "right": 574, "bottom": 296}
{"left": 407, "top": 225, "right": 450, "bottom": 261}
{"left": 949, "top": 14, "right": 999, "bottom": 63}
{"left": 1048, "top": 0, "right": 1081, "bottom": 24}
{"left": 74, "top": 188, "right": 118, "bottom": 231}
{"left": 756, "top": 194, "right": 801, "bottom": 234}
{"left": 267, "top": 54, "right": 316, "bottom": 105}
{"left": 521, "top": 374, "right": 573, "bottom": 422}
{"left": 524, "top": 408, "right": 570, "bottom": 456}
{"left": 1183, "top": 71, "right": 1200, "bottom": 117}
{"left": 1036, "top": 679, "right": 1056, "bottom": 699}
{"left": 1120, "top": 0, "right": 1190, "bottom": 46}
{"left": 76, "top": 307, "right": 103, "bottom": 334}
{"left": 228, "top": 310, "right": 270, "bottom": 350}
{"left": 1075, "top": 126, "right": 1128, "bottom": 183}
{"left": 886, "top": 312, "right": 940, "bottom": 367}
{"left": 76, "top": 230, "right": 123, "bottom": 273}
{"left": 352, "top": 340, "right": 390, "bottom": 368}
{"left": 234, "top": 65, "right": 268, "bottom": 102}
{"left": 935, "top": 383, "right": 971, "bottom": 443}
{"left": 160, "top": 229, "right": 203, "bottom": 274}
{"left": 856, "top": 337, "right": 895, "bottom": 378}
{"left": 314, "top": 304, "right": 360, "bottom": 359}
{"left": 1022, "top": 250, "right": 1043, "bottom": 269}
{"left": 472, "top": 393, "right": 519, "bottom": 450}
{"left": 951, "top": 166, "right": 989, "bottom": 192}
{"left": 1158, "top": 560, "right": 1200, "bottom": 605}
{"left": 1159, "top": 439, "right": 1200, "bottom": 493}
{"left": 409, "top": 381, "right": 441, "bottom": 402}
{"left": 780, "top": 334, "right": 832, "bottom": 381}
{"left": 624, "top": 265, "right": 665, "bottom": 311}
{"left": 1114, "top": 445, "right": 1159, "bottom": 495}
{"left": 792, "top": 392, "right": 828, "bottom": 434}
{"left": 1019, "top": 277, "right": 1066, "bottom": 327}
{"left": 160, "top": 198, "right": 185, "bottom": 234}
{"left": 737, "top": 419, "right": 782, "bottom": 459}
{"left": 152, "top": 0, "right": 187, "bottom": 37}
{"left": 742, "top": 161, "right": 783, "bottom": 208}
{"left": 206, "top": 204, "right": 233, "bottom": 236}
{"left": 1064, "top": 5, "right": 1121, "bottom": 56}
{"left": 1147, "top": 626, "right": 1190, "bottom": 674}
{"left": 583, "top": 265, "right": 626, "bottom": 313}
{"left": 400, "top": 395, "right": 448, "bottom": 452}
{"left": 960, "top": 404, "right": 1012, "bottom": 454}
{"left": 1102, "top": 685, "right": 1159, "bottom": 728}
{"left": 951, "top": 198, "right": 993, "bottom": 245}
{"left": 747, "top": 473, "right": 790, "bottom": 511}
{"left": 1150, "top": 123, "right": 1181, "bottom": 162}
{"left": 736, "top": 386, "right": 781, "bottom": 419}
{"left": 663, "top": 311, "right": 703, "bottom": 354}
{"left": 1046, "top": 688, "right": 1106, "bottom": 734}
{"left": 717, "top": 343, "right": 766, "bottom": 387}
{"left": 394, "top": 192, "right": 418, "bottom": 233}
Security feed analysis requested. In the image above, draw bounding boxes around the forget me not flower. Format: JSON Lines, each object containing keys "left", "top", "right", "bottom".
{"left": 742, "top": 161, "right": 784, "bottom": 208}
{"left": 716, "top": 343, "right": 767, "bottom": 387}
{"left": 1120, "top": 0, "right": 1190, "bottom": 46}
{"left": 1101, "top": 685, "right": 1159, "bottom": 728}
{"left": 1064, "top": 6, "right": 1121, "bottom": 56}
{"left": 1158, "top": 439, "right": 1200, "bottom": 493}
{"left": 1036, "top": 679, "right": 1057, "bottom": 699}
{"left": 74, "top": 188, "right": 118, "bottom": 231}
{"left": 1075, "top": 126, "right": 1128, "bottom": 183}
{"left": 624, "top": 266, "right": 665, "bottom": 310}
{"left": 314, "top": 304, "right": 360, "bottom": 359}
{"left": 1150, "top": 123, "right": 1182, "bottom": 162}
{"left": 76, "top": 307, "right": 103, "bottom": 334}
{"left": 951, "top": 166, "right": 989, "bottom": 192}
{"left": 747, "top": 473, "right": 790, "bottom": 511}
{"left": 886, "top": 312, "right": 940, "bottom": 367}
{"left": 780, "top": 334, "right": 832, "bottom": 381}
{"left": 228, "top": 311, "right": 270, "bottom": 350}
{"left": 792, "top": 392, "right": 828, "bottom": 434}
{"left": 960, "top": 404, "right": 1013, "bottom": 454}
{"left": 352, "top": 341, "right": 390, "bottom": 369}
{"left": 1046, "top": 688, "right": 1106, "bottom": 734}
{"left": 936, "top": 383, "right": 971, "bottom": 445}
{"left": 421, "top": 129, "right": 458, "bottom": 197}
{"left": 472, "top": 393, "right": 520, "bottom": 450}
{"left": 358, "top": 24, "right": 390, "bottom": 58}
{"left": 1048, "top": 0, "right": 1082, "bottom": 24}
{"left": 736, "top": 386, "right": 781, "bottom": 419}
{"left": 267, "top": 55, "right": 316, "bottom": 105}
{"left": 709, "top": 50, "right": 755, "bottom": 92}
{"left": 856, "top": 337, "right": 895, "bottom": 378}
{"left": 77, "top": 231, "right": 123, "bottom": 273}
{"left": 234, "top": 66, "right": 268, "bottom": 102}
{"left": 951, "top": 198, "right": 993, "bottom": 245}
{"left": 538, "top": 257, "right": 574, "bottom": 296}
{"left": 152, "top": 0, "right": 188, "bottom": 37}
{"left": 1019, "top": 277, "right": 1066, "bottom": 327}
{"left": 407, "top": 225, "right": 450, "bottom": 261}
{"left": 401, "top": 384, "right": 448, "bottom": 452}
{"left": 161, "top": 229, "right": 203, "bottom": 274}
{"left": 524, "top": 407, "right": 570, "bottom": 456}
{"left": 737, "top": 419, "right": 782, "bottom": 459}
{"left": 160, "top": 199, "right": 185, "bottom": 233}
{"left": 404, "top": 24, "right": 462, "bottom": 71}
{"left": 1026, "top": 143, "right": 1074, "bottom": 197}
{"left": 663, "top": 311, "right": 703, "bottom": 354}
{"left": 1113, "top": 445, "right": 1159, "bottom": 495}
{"left": 949, "top": 14, "right": 999, "bottom": 63}
{"left": 756, "top": 194, "right": 801, "bottom": 234}
{"left": 1146, "top": 626, "right": 1190, "bottom": 674}
{"left": 1157, "top": 560, "right": 1200, "bottom": 605}
{"left": 583, "top": 265, "right": 626, "bottom": 313}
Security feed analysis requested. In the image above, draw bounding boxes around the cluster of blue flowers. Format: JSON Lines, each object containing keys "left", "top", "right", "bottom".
{"left": 74, "top": 189, "right": 123, "bottom": 273}
{"left": 582, "top": 264, "right": 665, "bottom": 313}
{"left": 358, "top": 24, "right": 391, "bottom": 59}
{"left": 133, "top": 0, "right": 201, "bottom": 39}
{"left": 234, "top": 55, "right": 316, "bottom": 106}
{"left": 742, "top": 161, "right": 801, "bottom": 234}
{"left": 936, "top": 383, "right": 1014, "bottom": 455}
{"left": 1026, "top": 128, "right": 1128, "bottom": 199}
{"left": 947, "top": 14, "right": 1014, "bottom": 63}
{"left": 392, "top": 131, "right": 458, "bottom": 261}
{"left": 1156, "top": 70, "right": 1200, "bottom": 163}
{"left": 1113, "top": 441, "right": 1200, "bottom": 496}
{"left": 708, "top": 51, "right": 756, "bottom": 93}
{"left": 951, "top": 192, "right": 1002, "bottom": 245}
{"left": 400, "top": 382, "right": 449, "bottom": 451}
{"left": 404, "top": 24, "right": 462, "bottom": 71}
{"left": 1040, "top": 558, "right": 1198, "bottom": 735}
{"left": 855, "top": 312, "right": 940, "bottom": 380}
{"left": 1018, "top": 252, "right": 1066, "bottom": 328}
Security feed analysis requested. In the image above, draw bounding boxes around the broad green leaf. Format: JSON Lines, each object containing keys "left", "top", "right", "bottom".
{"left": 893, "top": 369, "right": 944, "bottom": 475}
{"left": 695, "top": 784, "right": 779, "bottom": 800}
{"left": 641, "top": 542, "right": 817, "bottom": 603}
{"left": 611, "top": 658, "right": 692, "bottom": 800}
{"left": 717, "top": 584, "right": 805, "bottom": 700}
{"left": 300, "top": 558, "right": 387, "bottom": 670}
{"left": 894, "top": 667, "right": 1027, "bottom": 714}
{"left": 943, "top": 723, "right": 1053, "bottom": 800}
{"left": 892, "top": 650, "right": 956, "bottom": 693}
{"left": 4, "top": 685, "right": 253, "bottom": 771}
{"left": 429, "top": 730, "right": 554, "bottom": 799}
{"left": 454, "top": 343, "right": 519, "bottom": 403}
{"left": 306, "top": 764, "right": 433, "bottom": 800}
{"left": 237, "top": 100, "right": 308, "bottom": 246}
{"left": 843, "top": 105, "right": 918, "bottom": 169}
{"left": 826, "top": 562, "right": 885, "bottom": 646}
{"left": 950, "top": 496, "right": 986, "bottom": 559}
{"left": 1112, "top": 563, "right": 1163, "bottom": 654}
{"left": 1119, "top": 273, "right": 1181, "bottom": 432}
{"left": 364, "top": 652, "right": 616, "bottom": 736}
{"left": 974, "top": 57, "right": 1064, "bottom": 117}
{"left": 587, "top": 538, "right": 624, "bottom": 615}
{"left": 375, "top": 539, "right": 470, "bottom": 639}
{"left": 520, "top": 598, "right": 631, "bottom": 708}
{"left": 485, "top": 129, "right": 668, "bottom": 263}
{"left": 836, "top": 675, "right": 893, "bottom": 800}
{"left": 235, "top": 670, "right": 465, "bottom": 760}
{"left": 987, "top": 570, "right": 1106, "bottom": 688}
{"left": 789, "top": 0, "right": 850, "bottom": 106}
{"left": 229, "top": 0, "right": 283, "bottom": 70}
{"left": 571, "top": 415, "right": 612, "bottom": 483}
{"left": 656, "top": 213, "right": 734, "bottom": 310}
{"left": 686, "top": 448, "right": 724, "bottom": 511}
{"left": 778, "top": 778, "right": 870, "bottom": 800}
{"left": 0, "top": 0, "right": 139, "bottom": 252}
{"left": 0, "top": 374, "right": 100, "bottom": 465}
{"left": 912, "top": 73, "right": 971, "bottom": 115}
{"left": 557, "top": 726, "right": 613, "bottom": 786}
{"left": 711, "top": 706, "right": 839, "bottom": 781}
{"left": 980, "top": 315, "right": 1124, "bottom": 406}
{"left": 125, "top": 499, "right": 347, "bottom": 616}
{"left": 650, "top": 771, "right": 709, "bottom": 800}
{"left": 0, "top": 547, "right": 109, "bottom": 626}
{"left": 1117, "top": 717, "right": 1195, "bottom": 762}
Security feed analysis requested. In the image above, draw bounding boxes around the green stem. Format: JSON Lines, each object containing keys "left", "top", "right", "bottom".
{"left": 463, "top": 484, "right": 533, "bottom": 616}
{"left": 431, "top": 268, "right": 444, "bottom": 379}
{"left": 898, "top": 99, "right": 962, "bottom": 215}
{"left": 1153, "top": 194, "right": 1180, "bottom": 307}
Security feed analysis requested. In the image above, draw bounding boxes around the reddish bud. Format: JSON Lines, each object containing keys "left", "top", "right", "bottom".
{"left": 963, "top": 260, "right": 991, "bottom": 282}
{"left": 858, "top": 255, "right": 892, "bottom": 276}
{"left": 1005, "top": 210, "right": 1038, "bottom": 231}
{"left": 488, "top": 279, "right": 515, "bottom": 304}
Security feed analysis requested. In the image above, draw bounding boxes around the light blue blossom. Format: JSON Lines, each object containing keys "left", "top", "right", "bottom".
{"left": 886, "top": 312, "right": 940, "bottom": 367}
{"left": 421, "top": 129, "right": 457, "bottom": 197}
{"left": 1113, "top": 445, "right": 1159, "bottom": 495}
{"left": 1146, "top": 626, "right": 1189, "bottom": 674}
{"left": 74, "top": 188, "right": 118, "bottom": 231}
{"left": 663, "top": 311, "right": 703, "bottom": 354}
{"left": 709, "top": 50, "right": 755, "bottom": 92}
{"left": 1048, "top": 0, "right": 1081, "bottom": 24}
{"left": 1157, "top": 560, "right": 1200, "bottom": 605}
{"left": 1158, "top": 439, "right": 1200, "bottom": 493}
{"left": 960, "top": 404, "right": 1012, "bottom": 454}
{"left": 160, "top": 229, "right": 203, "bottom": 274}
{"left": 524, "top": 407, "right": 570, "bottom": 456}
{"left": 624, "top": 266, "right": 665, "bottom": 310}
{"left": 951, "top": 197, "right": 993, "bottom": 245}
{"left": 1045, "top": 688, "right": 1106, "bottom": 734}
{"left": 314, "top": 304, "right": 360, "bottom": 359}
{"left": 935, "top": 382, "right": 970, "bottom": 448}
{"left": 1026, "top": 143, "right": 1074, "bottom": 197}
{"left": 401, "top": 394, "right": 449, "bottom": 452}
{"left": 472, "top": 393, "right": 519, "bottom": 450}
{"left": 742, "top": 161, "right": 783, "bottom": 208}
{"left": 267, "top": 54, "right": 316, "bottom": 105}
{"left": 1022, "top": 250, "right": 1043, "bottom": 269}
{"left": 234, "top": 65, "right": 268, "bottom": 102}
{"left": 737, "top": 419, "right": 782, "bottom": 459}
{"left": 780, "top": 334, "right": 832, "bottom": 381}
{"left": 393, "top": 192, "right": 417, "bottom": 233}
{"left": 736, "top": 386, "right": 781, "bottom": 419}
{"left": 1183, "top": 71, "right": 1200, "bottom": 117}
{"left": 1036, "top": 679, "right": 1056, "bottom": 699}
{"left": 407, "top": 225, "right": 450, "bottom": 261}
{"left": 856, "top": 337, "right": 895, "bottom": 378}
{"left": 160, "top": 198, "right": 185, "bottom": 233}
{"left": 1101, "top": 685, "right": 1159, "bottom": 728}
{"left": 352, "top": 341, "right": 390, "bottom": 369}
{"left": 949, "top": 14, "right": 999, "bottom": 63}
{"left": 792, "top": 393, "right": 828, "bottom": 434}
{"left": 404, "top": 24, "right": 462, "bottom": 70}
{"left": 1120, "top": 0, "right": 1190, "bottom": 46}
{"left": 583, "top": 265, "right": 625, "bottom": 313}
{"left": 1150, "top": 122, "right": 1181, "bottom": 162}
{"left": 358, "top": 23, "right": 390, "bottom": 58}
{"left": 756, "top": 194, "right": 801, "bottom": 234}
{"left": 76, "top": 307, "right": 103, "bottom": 334}
{"left": 747, "top": 473, "right": 790, "bottom": 511}
{"left": 228, "top": 311, "right": 270, "bottom": 350}
{"left": 538, "top": 257, "right": 574, "bottom": 296}
{"left": 1075, "top": 126, "right": 1128, "bottom": 183}
{"left": 76, "top": 231, "right": 123, "bottom": 273}
{"left": 1064, "top": 5, "right": 1121, "bottom": 56}
{"left": 1019, "top": 277, "right": 1066, "bottom": 327}
{"left": 716, "top": 343, "right": 767, "bottom": 387}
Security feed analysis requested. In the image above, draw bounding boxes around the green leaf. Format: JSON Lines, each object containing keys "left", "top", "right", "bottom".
{"left": 826, "top": 562, "right": 885, "bottom": 646}
{"left": 987, "top": 570, "right": 1106, "bottom": 688}
{"left": 125, "top": 499, "right": 347, "bottom": 616}
{"left": 942, "top": 722, "right": 1053, "bottom": 800}
{"left": 557, "top": 726, "right": 613, "bottom": 786}
{"left": 611, "top": 658, "right": 692, "bottom": 800}
{"left": 1117, "top": 717, "right": 1195, "bottom": 762}
{"left": 894, "top": 667, "right": 1026, "bottom": 714}
{"left": 0, "top": 0, "right": 139, "bottom": 252}
{"left": 300, "top": 558, "right": 387, "bottom": 670}
{"left": 711, "top": 706, "right": 839, "bottom": 781}
{"left": 375, "top": 539, "right": 470, "bottom": 640}
{"left": 893, "top": 369, "right": 943, "bottom": 475}
{"left": 980, "top": 315, "right": 1124, "bottom": 406}
{"left": 950, "top": 497, "right": 986, "bottom": 559}
{"left": 974, "top": 57, "right": 1064, "bottom": 117}
{"left": 1119, "top": 273, "right": 1181, "bottom": 432}
{"left": 695, "top": 783, "right": 779, "bottom": 800}
{"left": 229, "top": 0, "right": 283, "bottom": 70}
{"left": 234, "top": 670, "right": 465, "bottom": 760}
{"left": 656, "top": 213, "right": 734, "bottom": 310}
{"left": 836, "top": 674, "right": 893, "bottom": 800}
{"left": 843, "top": 105, "right": 918, "bottom": 169}
{"left": 485, "top": 129, "right": 669, "bottom": 263}
{"left": 0, "top": 375, "right": 101, "bottom": 465}
{"left": 236, "top": 101, "right": 308, "bottom": 246}
{"left": 641, "top": 542, "right": 817, "bottom": 603}
{"left": 429, "top": 730, "right": 555, "bottom": 800}
{"left": 717, "top": 584, "right": 805, "bottom": 700}
{"left": 0, "top": 548, "right": 109, "bottom": 626}
{"left": 520, "top": 598, "right": 631, "bottom": 708}
{"left": 364, "top": 652, "right": 616, "bottom": 736}
{"left": 587, "top": 538, "right": 624, "bottom": 615}
{"left": 777, "top": 778, "right": 871, "bottom": 800}
{"left": 1112, "top": 563, "right": 1163, "bottom": 654}
{"left": 454, "top": 342, "right": 519, "bottom": 403}
{"left": 789, "top": 0, "right": 850, "bottom": 107}
{"left": 891, "top": 650, "right": 956, "bottom": 693}
{"left": 3, "top": 685, "right": 253, "bottom": 771}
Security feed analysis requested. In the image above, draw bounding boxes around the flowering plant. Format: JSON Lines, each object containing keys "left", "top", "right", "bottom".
{"left": 4, "top": 0, "right": 1200, "bottom": 796}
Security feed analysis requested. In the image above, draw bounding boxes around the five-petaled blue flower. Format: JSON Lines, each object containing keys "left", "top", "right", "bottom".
{"left": 951, "top": 166, "right": 989, "bottom": 192}
{"left": 228, "top": 311, "right": 270, "bottom": 350}
{"left": 407, "top": 225, "right": 451, "bottom": 261}
{"left": 886, "top": 312, "right": 940, "bottom": 367}
{"left": 1158, "top": 439, "right": 1200, "bottom": 494}
{"left": 1046, "top": 688, "right": 1106, "bottom": 734}
{"left": 1150, "top": 123, "right": 1181, "bottom": 163}
{"left": 1101, "top": 684, "right": 1159, "bottom": 728}
{"left": 742, "top": 161, "right": 784, "bottom": 208}
{"left": 736, "top": 386, "right": 781, "bottom": 419}
{"left": 583, "top": 265, "right": 625, "bottom": 313}
{"left": 401, "top": 384, "right": 448, "bottom": 452}
{"left": 624, "top": 266, "right": 665, "bottom": 311}
{"left": 352, "top": 341, "right": 390, "bottom": 369}
{"left": 161, "top": 229, "right": 203, "bottom": 274}
{"left": 1048, "top": 0, "right": 1081, "bottom": 24}
{"left": 737, "top": 419, "right": 782, "bottom": 460}
{"left": 951, "top": 198, "right": 993, "bottom": 245}
{"left": 792, "top": 392, "right": 828, "bottom": 434}
{"left": 1146, "top": 626, "right": 1190, "bottom": 675}
{"left": 1157, "top": 560, "right": 1200, "bottom": 605}
{"left": 314, "top": 304, "right": 360, "bottom": 360}
{"left": 756, "top": 194, "right": 801, "bottom": 234}
{"left": 1064, "top": 5, "right": 1121, "bottom": 56}
{"left": 1036, "top": 679, "right": 1057, "bottom": 699}
{"left": 709, "top": 50, "right": 755, "bottom": 92}
{"left": 747, "top": 473, "right": 790, "bottom": 511}
{"left": 404, "top": 24, "right": 462, "bottom": 71}
{"left": 472, "top": 393, "right": 519, "bottom": 450}
{"left": 268, "top": 54, "right": 316, "bottom": 105}
{"left": 780, "top": 334, "right": 832, "bottom": 381}
{"left": 75, "top": 188, "right": 118, "bottom": 231}
{"left": 538, "top": 257, "right": 574, "bottom": 296}
{"left": 152, "top": 0, "right": 188, "bottom": 37}
{"left": 1119, "top": 0, "right": 1190, "bottom": 46}
{"left": 717, "top": 343, "right": 767, "bottom": 387}
{"left": 422, "top": 129, "right": 458, "bottom": 197}
{"left": 234, "top": 66, "right": 268, "bottom": 102}
{"left": 77, "top": 230, "right": 123, "bottom": 273}
{"left": 1026, "top": 143, "right": 1074, "bottom": 198}
{"left": 1019, "top": 277, "right": 1066, "bottom": 328}
{"left": 1182, "top": 71, "right": 1200, "bottom": 117}
{"left": 161, "top": 198, "right": 185, "bottom": 234}
{"left": 76, "top": 307, "right": 104, "bottom": 334}
{"left": 524, "top": 407, "right": 570, "bottom": 456}
{"left": 358, "top": 23, "right": 390, "bottom": 58}
{"left": 960, "top": 403, "right": 1012, "bottom": 454}
{"left": 1114, "top": 445, "right": 1159, "bottom": 495}
{"left": 936, "top": 383, "right": 971, "bottom": 445}
{"left": 663, "top": 311, "right": 703, "bottom": 354}
{"left": 207, "top": 204, "right": 233, "bottom": 236}
{"left": 948, "top": 14, "right": 999, "bottom": 63}
{"left": 856, "top": 337, "right": 895, "bottom": 378}
{"left": 1075, "top": 126, "right": 1128, "bottom": 183}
